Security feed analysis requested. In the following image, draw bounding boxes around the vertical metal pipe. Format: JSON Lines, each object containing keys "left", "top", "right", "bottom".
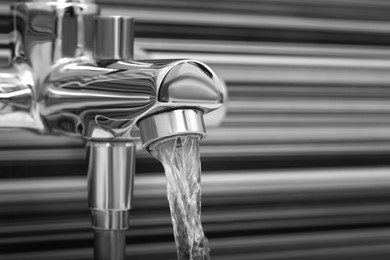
{"left": 94, "top": 16, "right": 134, "bottom": 61}
{"left": 87, "top": 141, "right": 135, "bottom": 260}
{"left": 94, "top": 229, "right": 126, "bottom": 260}
{"left": 87, "top": 141, "right": 135, "bottom": 230}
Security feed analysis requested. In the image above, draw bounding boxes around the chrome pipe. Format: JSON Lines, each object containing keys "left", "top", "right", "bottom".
{"left": 94, "top": 16, "right": 134, "bottom": 61}
{"left": 94, "top": 229, "right": 126, "bottom": 260}
{"left": 87, "top": 141, "right": 135, "bottom": 230}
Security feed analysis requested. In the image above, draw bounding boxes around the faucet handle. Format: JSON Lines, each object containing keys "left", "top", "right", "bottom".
{"left": 94, "top": 16, "right": 134, "bottom": 61}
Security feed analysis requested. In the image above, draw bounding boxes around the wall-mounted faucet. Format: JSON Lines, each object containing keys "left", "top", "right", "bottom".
{"left": 0, "top": 0, "right": 224, "bottom": 259}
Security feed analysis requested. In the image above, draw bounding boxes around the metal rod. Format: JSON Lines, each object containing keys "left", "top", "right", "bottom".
{"left": 94, "top": 229, "right": 126, "bottom": 260}
{"left": 87, "top": 141, "right": 135, "bottom": 230}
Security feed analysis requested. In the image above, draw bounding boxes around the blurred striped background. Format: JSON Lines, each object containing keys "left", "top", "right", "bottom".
{"left": 1, "top": 0, "right": 390, "bottom": 259}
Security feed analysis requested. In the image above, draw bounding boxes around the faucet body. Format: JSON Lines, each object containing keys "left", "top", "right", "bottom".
{"left": 0, "top": 0, "right": 224, "bottom": 258}
{"left": 1, "top": 0, "right": 99, "bottom": 132}
{"left": 41, "top": 58, "right": 222, "bottom": 139}
{"left": 3, "top": 1, "right": 222, "bottom": 139}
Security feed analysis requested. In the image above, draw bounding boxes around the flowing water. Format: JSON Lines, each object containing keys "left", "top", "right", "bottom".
{"left": 152, "top": 135, "right": 210, "bottom": 260}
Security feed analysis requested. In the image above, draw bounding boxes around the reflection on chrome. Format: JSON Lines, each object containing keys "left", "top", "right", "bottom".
{"left": 0, "top": 1, "right": 224, "bottom": 259}
{"left": 2, "top": 9, "right": 223, "bottom": 139}
{"left": 43, "top": 58, "right": 221, "bottom": 139}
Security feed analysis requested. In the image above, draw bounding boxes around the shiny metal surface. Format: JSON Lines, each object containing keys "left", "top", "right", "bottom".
{"left": 91, "top": 210, "right": 129, "bottom": 230}
{"left": 138, "top": 109, "right": 206, "bottom": 151}
{"left": 87, "top": 141, "right": 135, "bottom": 229}
{"left": 94, "top": 16, "right": 134, "bottom": 61}
{"left": 94, "top": 229, "right": 126, "bottom": 260}
{"left": 0, "top": 1, "right": 224, "bottom": 259}
{"left": 0, "top": 61, "right": 41, "bottom": 130}
{"left": 1, "top": 1, "right": 224, "bottom": 138}
{"left": 0, "top": 0, "right": 224, "bottom": 238}
{"left": 42, "top": 58, "right": 223, "bottom": 139}
{"left": 12, "top": 0, "right": 100, "bottom": 76}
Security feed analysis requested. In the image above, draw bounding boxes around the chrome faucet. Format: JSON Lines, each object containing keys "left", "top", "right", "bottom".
{"left": 1, "top": 0, "right": 224, "bottom": 259}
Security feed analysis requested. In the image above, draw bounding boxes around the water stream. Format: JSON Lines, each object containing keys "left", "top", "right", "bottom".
{"left": 152, "top": 135, "right": 210, "bottom": 260}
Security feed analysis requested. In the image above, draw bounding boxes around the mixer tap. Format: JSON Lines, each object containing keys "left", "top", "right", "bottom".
{"left": 0, "top": 1, "right": 224, "bottom": 259}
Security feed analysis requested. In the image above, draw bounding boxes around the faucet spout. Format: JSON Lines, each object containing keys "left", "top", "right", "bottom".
{"left": 138, "top": 109, "right": 206, "bottom": 152}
